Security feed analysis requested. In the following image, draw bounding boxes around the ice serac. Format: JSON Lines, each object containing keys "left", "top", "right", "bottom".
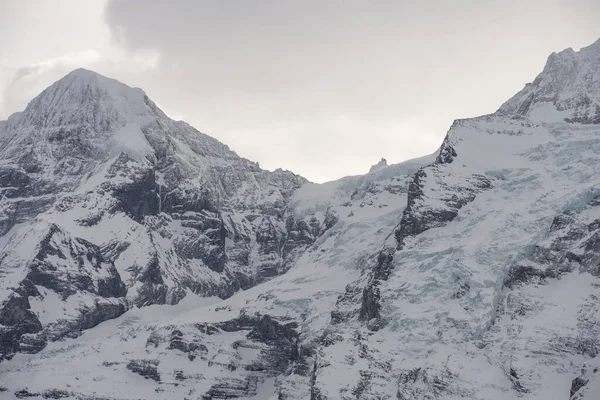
{"left": 3, "top": 38, "right": 600, "bottom": 400}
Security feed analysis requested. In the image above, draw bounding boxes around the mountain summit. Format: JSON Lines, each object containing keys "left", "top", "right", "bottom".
{"left": 0, "top": 67, "right": 312, "bottom": 357}
{"left": 21, "top": 68, "right": 150, "bottom": 123}
{"left": 2, "top": 39, "right": 600, "bottom": 400}
{"left": 499, "top": 39, "right": 600, "bottom": 123}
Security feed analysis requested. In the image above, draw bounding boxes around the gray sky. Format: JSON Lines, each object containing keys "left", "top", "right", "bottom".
{"left": 1, "top": 0, "right": 599, "bottom": 182}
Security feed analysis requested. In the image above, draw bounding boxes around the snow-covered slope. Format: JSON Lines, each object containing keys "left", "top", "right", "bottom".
{"left": 2, "top": 39, "right": 600, "bottom": 400}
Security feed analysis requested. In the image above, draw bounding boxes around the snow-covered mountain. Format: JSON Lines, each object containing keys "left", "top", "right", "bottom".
{"left": 1, "top": 38, "right": 600, "bottom": 400}
{"left": 0, "top": 68, "right": 312, "bottom": 357}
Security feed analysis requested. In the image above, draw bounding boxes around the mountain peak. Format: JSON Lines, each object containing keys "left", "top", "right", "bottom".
{"left": 0, "top": 69, "right": 164, "bottom": 167}
{"left": 0, "top": 68, "right": 269, "bottom": 188}
{"left": 498, "top": 37, "right": 600, "bottom": 124}
{"left": 65, "top": 67, "right": 103, "bottom": 79}
{"left": 8, "top": 68, "right": 160, "bottom": 143}
{"left": 59, "top": 67, "right": 132, "bottom": 88}
{"left": 26, "top": 68, "right": 147, "bottom": 116}
{"left": 56, "top": 69, "right": 145, "bottom": 97}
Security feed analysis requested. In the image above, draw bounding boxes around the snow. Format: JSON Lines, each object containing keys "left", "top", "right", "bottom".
{"left": 0, "top": 222, "right": 48, "bottom": 303}
{"left": 336, "top": 116, "right": 600, "bottom": 399}
{"left": 2, "top": 39, "right": 600, "bottom": 399}
{"left": 0, "top": 222, "right": 25, "bottom": 252}
{"left": 0, "top": 142, "right": 431, "bottom": 398}
{"left": 0, "top": 293, "right": 215, "bottom": 398}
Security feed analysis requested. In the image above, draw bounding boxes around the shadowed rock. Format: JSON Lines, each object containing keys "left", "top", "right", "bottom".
{"left": 126, "top": 359, "right": 161, "bottom": 382}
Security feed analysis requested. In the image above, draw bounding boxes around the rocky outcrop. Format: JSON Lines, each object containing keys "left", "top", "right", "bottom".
{"left": 571, "top": 377, "right": 589, "bottom": 398}
{"left": 0, "top": 284, "right": 43, "bottom": 359}
{"left": 126, "top": 359, "right": 161, "bottom": 382}
{"left": 395, "top": 164, "right": 491, "bottom": 249}
{"left": 0, "top": 223, "right": 130, "bottom": 359}
{"left": 111, "top": 161, "right": 160, "bottom": 223}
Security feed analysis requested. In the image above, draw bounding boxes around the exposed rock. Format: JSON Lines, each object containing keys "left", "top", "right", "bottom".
{"left": 436, "top": 135, "right": 458, "bottom": 164}
{"left": 504, "top": 265, "right": 548, "bottom": 289}
{"left": 359, "top": 283, "right": 382, "bottom": 322}
{"left": 204, "top": 376, "right": 258, "bottom": 399}
{"left": 396, "top": 367, "right": 467, "bottom": 400}
{"left": 110, "top": 159, "right": 159, "bottom": 223}
{"left": 41, "top": 389, "right": 71, "bottom": 399}
{"left": 395, "top": 165, "right": 491, "bottom": 249}
{"left": 509, "top": 367, "right": 529, "bottom": 394}
{"left": 126, "top": 359, "right": 161, "bottom": 382}
{"left": 0, "top": 285, "right": 43, "bottom": 359}
{"left": 14, "top": 389, "right": 40, "bottom": 398}
{"left": 366, "top": 317, "right": 388, "bottom": 332}
{"left": 571, "top": 377, "right": 589, "bottom": 398}
{"left": 168, "top": 329, "right": 208, "bottom": 361}
{"left": 372, "top": 247, "right": 395, "bottom": 281}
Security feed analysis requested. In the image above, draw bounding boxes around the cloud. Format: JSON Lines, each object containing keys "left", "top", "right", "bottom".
{"left": 0, "top": 50, "right": 102, "bottom": 118}
{"left": 100, "top": 0, "right": 600, "bottom": 182}
{"left": 0, "top": 47, "right": 162, "bottom": 120}
{"left": 3, "top": 0, "right": 599, "bottom": 182}
{"left": 218, "top": 113, "right": 443, "bottom": 182}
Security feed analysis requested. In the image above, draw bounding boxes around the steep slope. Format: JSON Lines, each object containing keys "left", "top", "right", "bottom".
{"left": 311, "top": 38, "right": 600, "bottom": 400}
{"left": 0, "top": 69, "right": 316, "bottom": 360}
{"left": 2, "top": 38, "right": 600, "bottom": 400}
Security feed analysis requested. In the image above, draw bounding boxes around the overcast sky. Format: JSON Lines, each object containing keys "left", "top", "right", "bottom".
{"left": 1, "top": 0, "right": 599, "bottom": 182}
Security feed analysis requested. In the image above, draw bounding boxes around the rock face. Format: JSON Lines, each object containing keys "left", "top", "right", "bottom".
{"left": 3, "top": 38, "right": 600, "bottom": 400}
